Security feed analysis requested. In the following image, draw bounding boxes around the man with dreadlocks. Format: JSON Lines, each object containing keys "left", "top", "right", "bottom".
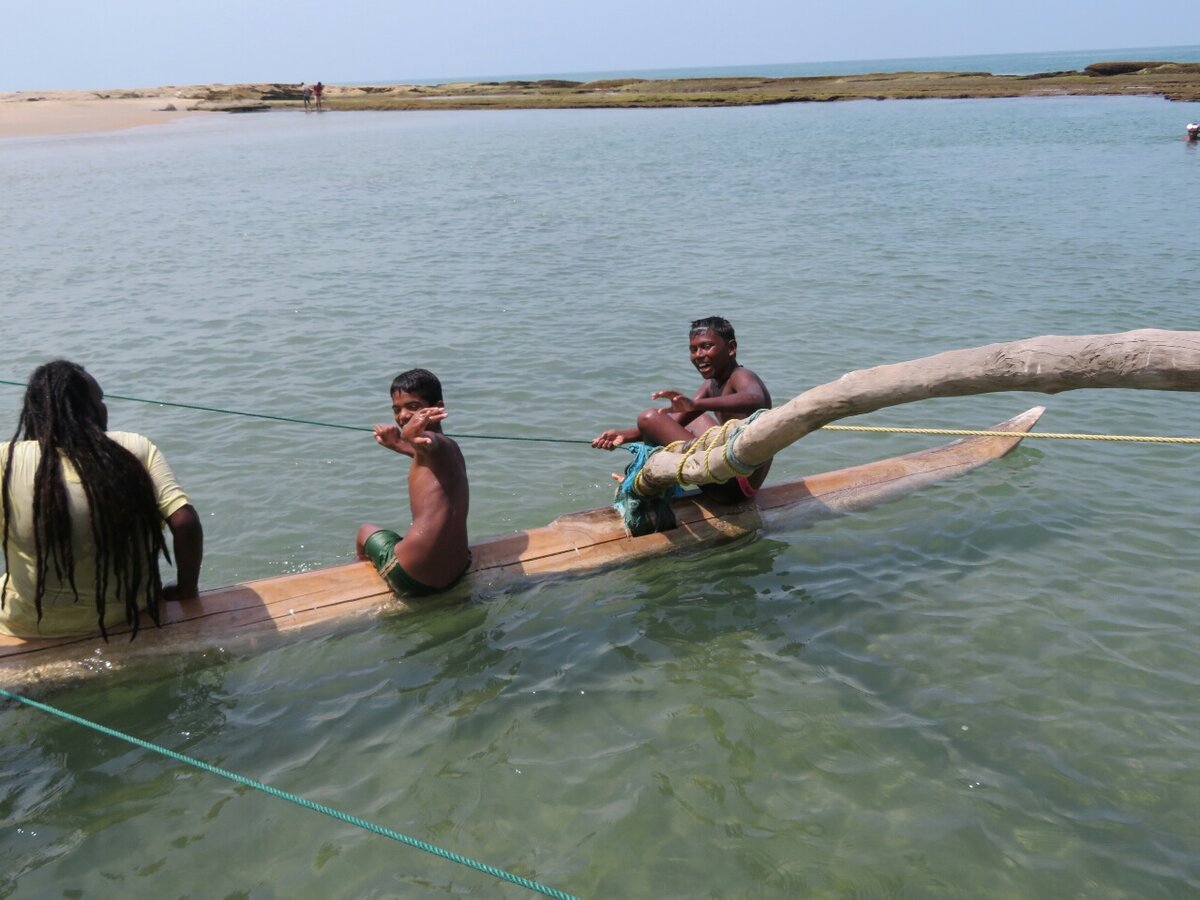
{"left": 0, "top": 360, "right": 203, "bottom": 639}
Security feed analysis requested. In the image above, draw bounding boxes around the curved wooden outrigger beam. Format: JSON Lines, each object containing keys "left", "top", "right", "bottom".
{"left": 636, "top": 329, "right": 1200, "bottom": 493}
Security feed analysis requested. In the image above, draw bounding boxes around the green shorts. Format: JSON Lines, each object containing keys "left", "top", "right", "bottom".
{"left": 362, "top": 529, "right": 470, "bottom": 598}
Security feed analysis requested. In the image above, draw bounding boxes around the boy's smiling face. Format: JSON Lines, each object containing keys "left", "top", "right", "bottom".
{"left": 391, "top": 390, "right": 441, "bottom": 427}
{"left": 689, "top": 329, "right": 737, "bottom": 380}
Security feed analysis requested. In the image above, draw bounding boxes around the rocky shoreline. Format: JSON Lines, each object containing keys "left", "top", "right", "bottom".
{"left": 165, "top": 60, "right": 1200, "bottom": 108}
{"left": 4, "top": 61, "right": 1198, "bottom": 137}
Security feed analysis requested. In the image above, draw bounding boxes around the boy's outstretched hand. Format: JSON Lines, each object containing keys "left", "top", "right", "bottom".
{"left": 650, "top": 389, "right": 695, "bottom": 415}
{"left": 592, "top": 428, "right": 628, "bottom": 450}
{"left": 373, "top": 423, "right": 410, "bottom": 454}
{"left": 401, "top": 407, "right": 448, "bottom": 447}
{"left": 374, "top": 407, "right": 448, "bottom": 455}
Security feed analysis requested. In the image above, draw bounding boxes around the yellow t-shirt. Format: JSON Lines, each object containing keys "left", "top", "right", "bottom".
{"left": 0, "top": 432, "right": 190, "bottom": 637}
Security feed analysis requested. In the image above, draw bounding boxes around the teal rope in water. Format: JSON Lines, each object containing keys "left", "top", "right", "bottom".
{"left": 0, "top": 688, "right": 577, "bottom": 900}
{"left": 0, "top": 379, "right": 591, "bottom": 446}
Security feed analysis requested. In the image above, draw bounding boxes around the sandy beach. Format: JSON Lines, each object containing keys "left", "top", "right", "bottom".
{"left": 0, "top": 89, "right": 205, "bottom": 138}
{"left": 5, "top": 62, "right": 1199, "bottom": 138}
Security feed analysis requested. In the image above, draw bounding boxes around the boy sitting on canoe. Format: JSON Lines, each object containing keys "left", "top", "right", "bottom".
{"left": 356, "top": 369, "right": 471, "bottom": 596}
{"left": 592, "top": 316, "right": 773, "bottom": 504}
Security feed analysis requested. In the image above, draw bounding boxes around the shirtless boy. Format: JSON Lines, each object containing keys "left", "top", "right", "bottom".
{"left": 592, "top": 316, "right": 772, "bottom": 505}
{"left": 356, "top": 368, "right": 471, "bottom": 596}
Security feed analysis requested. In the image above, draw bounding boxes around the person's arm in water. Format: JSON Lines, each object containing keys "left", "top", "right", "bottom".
{"left": 162, "top": 504, "right": 204, "bottom": 601}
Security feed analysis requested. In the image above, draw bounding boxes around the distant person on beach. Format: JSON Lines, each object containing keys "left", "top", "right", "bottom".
{"left": 313, "top": 81, "right": 324, "bottom": 109}
{"left": 592, "top": 316, "right": 773, "bottom": 505}
{"left": 356, "top": 368, "right": 471, "bottom": 596}
{"left": 0, "top": 360, "right": 203, "bottom": 639}
{"left": 301, "top": 83, "right": 313, "bottom": 110}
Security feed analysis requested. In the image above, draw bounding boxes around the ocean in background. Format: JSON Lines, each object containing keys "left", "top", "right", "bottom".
{"left": 396, "top": 44, "right": 1200, "bottom": 84}
{"left": 1, "top": 90, "right": 1199, "bottom": 897}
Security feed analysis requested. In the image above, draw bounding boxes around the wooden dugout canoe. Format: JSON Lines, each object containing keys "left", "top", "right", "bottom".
{"left": 0, "top": 406, "right": 1044, "bottom": 684}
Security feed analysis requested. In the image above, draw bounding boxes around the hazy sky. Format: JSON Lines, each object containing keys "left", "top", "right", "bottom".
{"left": 3, "top": 0, "right": 1198, "bottom": 90}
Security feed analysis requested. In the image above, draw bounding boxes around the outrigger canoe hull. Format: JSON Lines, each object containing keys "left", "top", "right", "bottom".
{"left": 0, "top": 407, "right": 1044, "bottom": 683}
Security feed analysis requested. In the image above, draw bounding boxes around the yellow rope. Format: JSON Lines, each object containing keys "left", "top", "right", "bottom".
{"left": 819, "top": 425, "right": 1200, "bottom": 444}
{"left": 631, "top": 420, "right": 748, "bottom": 493}
{"left": 629, "top": 417, "right": 1197, "bottom": 496}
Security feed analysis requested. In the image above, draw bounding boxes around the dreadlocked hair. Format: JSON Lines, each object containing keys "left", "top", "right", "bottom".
{"left": 1, "top": 360, "right": 169, "bottom": 640}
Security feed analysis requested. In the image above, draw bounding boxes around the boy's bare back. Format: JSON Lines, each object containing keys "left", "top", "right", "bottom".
{"left": 394, "top": 411, "right": 470, "bottom": 587}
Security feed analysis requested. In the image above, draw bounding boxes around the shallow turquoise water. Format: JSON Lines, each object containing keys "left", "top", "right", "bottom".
{"left": 1, "top": 95, "right": 1198, "bottom": 897}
